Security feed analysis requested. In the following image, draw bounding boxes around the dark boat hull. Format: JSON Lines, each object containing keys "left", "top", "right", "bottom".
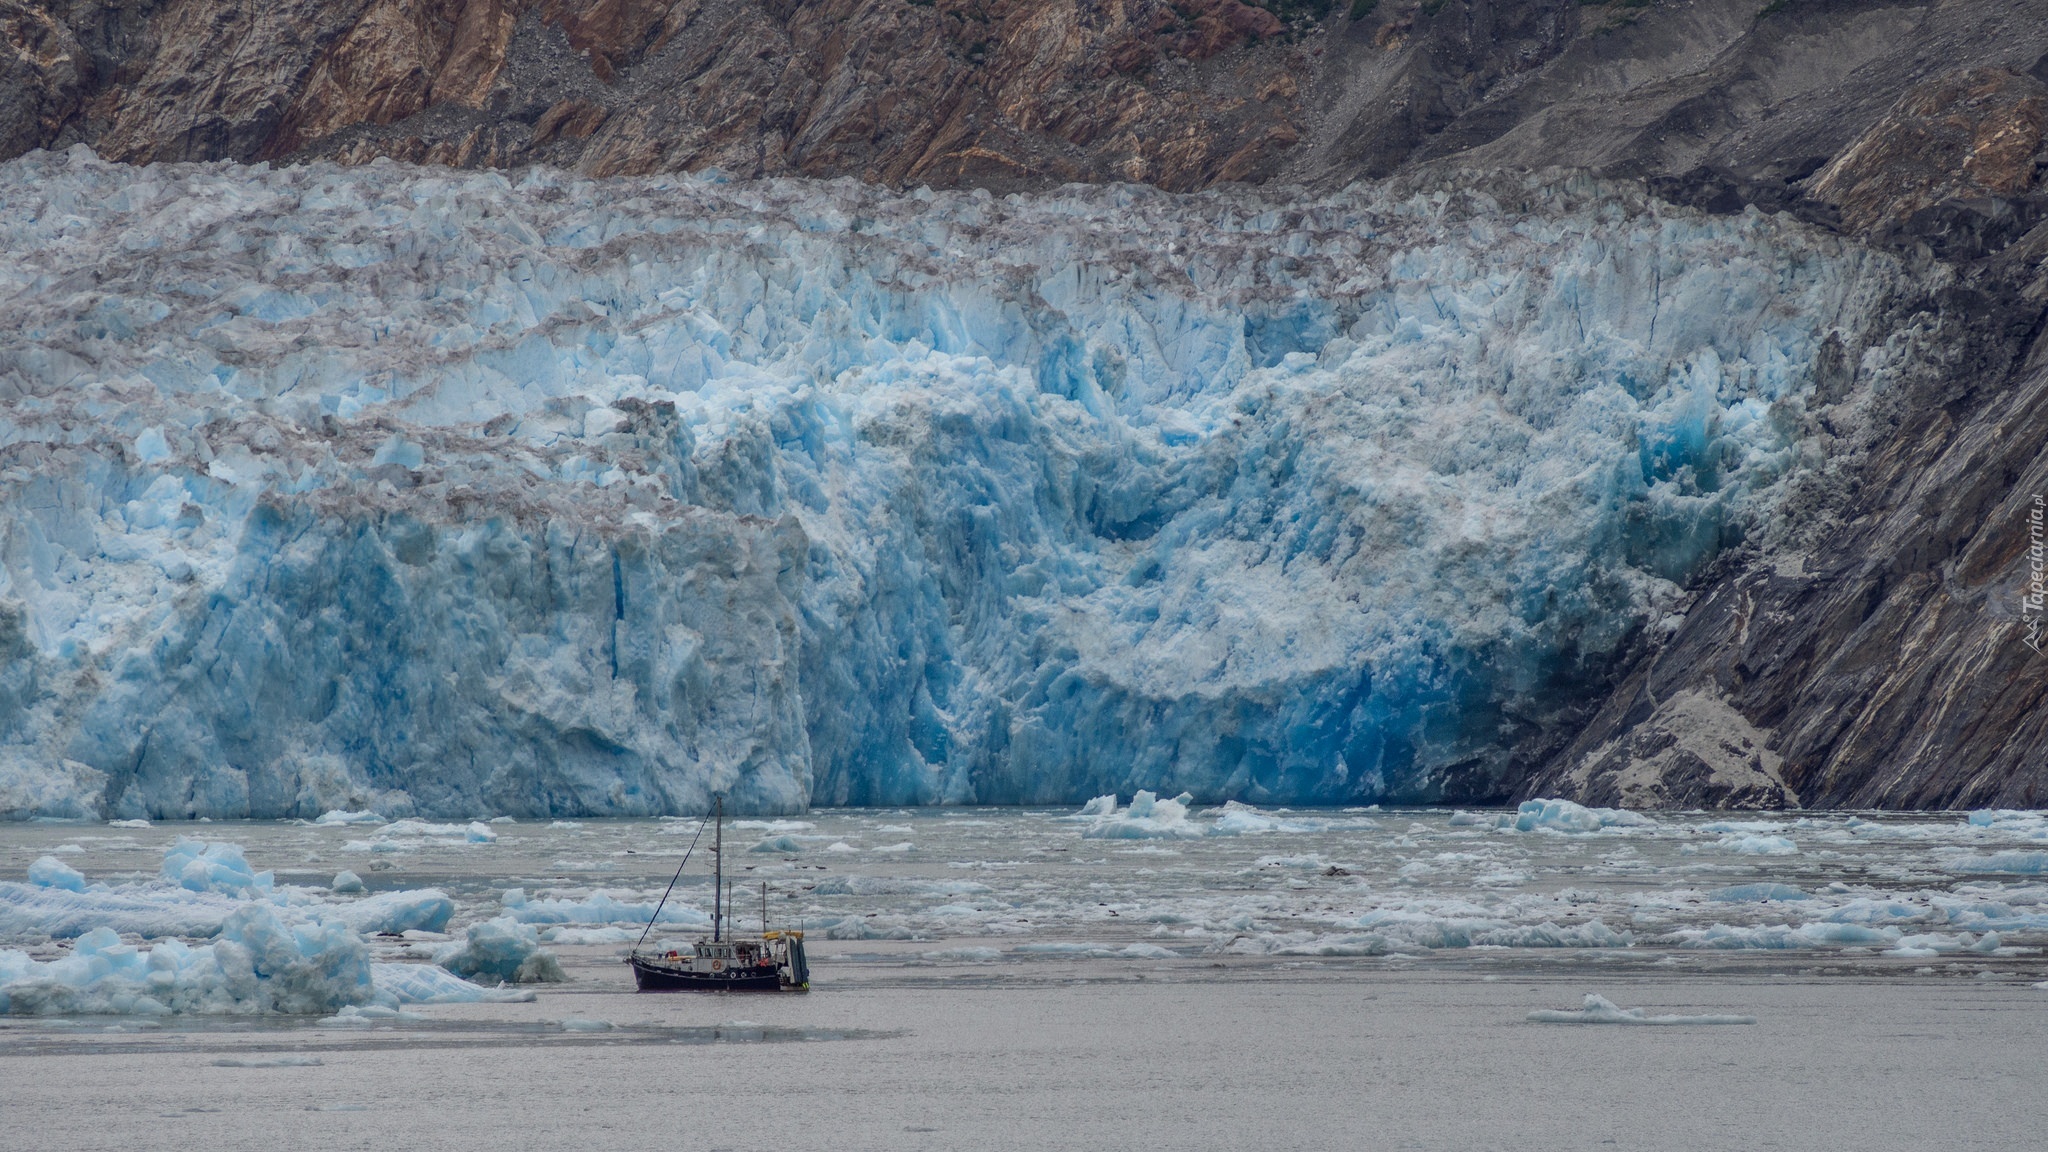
{"left": 630, "top": 956, "right": 786, "bottom": 992}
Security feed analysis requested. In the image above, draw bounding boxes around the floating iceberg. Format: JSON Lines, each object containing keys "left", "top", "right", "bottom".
{"left": 1716, "top": 834, "right": 1799, "bottom": 855}
{"left": 0, "top": 879, "right": 251, "bottom": 939}
{"left": 162, "top": 838, "right": 274, "bottom": 894}
{"left": 0, "top": 151, "right": 1905, "bottom": 815}
{"left": 27, "top": 856, "right": 88, "bottom": 893}
{"left": 1941, "top": 851, "right": 2048, "bottom": 875}
{"left": 1528, "top": 994, "right": 1755, "bottom": 1025}
{"left": 0, "top": 906, "right": 377, "bottom": 1015}
{"left": 370, "top": 962, "right": 536, "bottom": 1004}
{"left": 1208, "top": 802, "right": 1330, "bottom": 836}
{"left": 434, "top": 916, "right": 565, "bottom": 984}
{"left": 1473, "top": 800, "right": 1660, "bottom": 833}
{"left": 372, "top": 820, "right": 497, "bottom": 844}
{"left": 324, "top": 889, "right": 455, "bottom": 936}
{"left": 1670, "top": 922, "right": 1901, "bottom": 949}
{"left": 1077, "top": 792, "right": 1207, "bottom": 840}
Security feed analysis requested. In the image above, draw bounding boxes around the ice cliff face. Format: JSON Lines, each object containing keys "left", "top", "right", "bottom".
{"left": 0, "top": 147, "right": 1907, "bottom": 816}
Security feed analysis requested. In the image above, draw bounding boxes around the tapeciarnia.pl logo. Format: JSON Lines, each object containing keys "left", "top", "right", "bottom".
{"left": 2025, "top": 494, "right": 2046, "bottom": 653}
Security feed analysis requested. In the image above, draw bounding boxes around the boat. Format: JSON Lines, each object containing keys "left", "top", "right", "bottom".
{"left": 628, "top": 796, "right": 810, "bottom": 992}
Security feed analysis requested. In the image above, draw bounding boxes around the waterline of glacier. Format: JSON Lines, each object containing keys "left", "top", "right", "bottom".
{"left": 0, "top": 149, "right": 1903, "bottom": 816}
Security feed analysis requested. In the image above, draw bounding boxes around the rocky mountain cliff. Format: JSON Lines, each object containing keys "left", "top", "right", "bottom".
{"left": 3, "top": 0, "right": 2048, "bottom": 812}
{"left": 2, "top": 0, "right": 2041, "bottom": 193}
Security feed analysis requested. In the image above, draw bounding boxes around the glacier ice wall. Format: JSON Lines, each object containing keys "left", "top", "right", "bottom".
{"left": 0, "top": 147, "right": 1904, "bottom": 816}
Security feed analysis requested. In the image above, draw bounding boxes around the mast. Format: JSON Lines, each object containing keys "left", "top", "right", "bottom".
{"left": 712, "top": 795, "right": 722, "bottom": 943}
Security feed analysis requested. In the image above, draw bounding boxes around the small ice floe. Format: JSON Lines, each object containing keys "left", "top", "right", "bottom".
{"left": 811, "top": 876, "right": 991, "bottom": 897}
{"left": 1965, "top": 810, "right": 2048, "bottom": 836}
{"left": 1055, "top": 796, "right": 1119, "bottom": 823}
{"left": 1010, "top": 941, "right": 1176, "bottom": 959}
{"left": 1670, "top": 922, "right": 1898, "bottom": 950}
{"left": 1881, "top": 931, "right": 2003, "bottom": 959}
{"left": 872, "top": 842, "right": 915, "bottom": 853}
{"left": 825, "top": 841, "right": 858, "bottom": 854}
{"left": 370, "top": 963, "right": 535, "bottom": 1004}
{"left": 1512, "top": 800, "right": 1658, "bottom": 833}
{"left": 559, "top": 1017, "right": 613, "bottom": 1032}
{"left": 1455, "top": 800, "right": 1657, "bottom": 833}
{"left": 548, "top": 821, "right": 583, "bottom": 829}
{"left": 329, "top": 871, "right": 366, "bottom": 895}
{"left": 162, "top": 838, "right": 273, "bottom": 894}
{"left": 372, "top": 819, "right": 496, "bottom": 844}
{"left": 1940, "top": 851, "right": 2048, "bottom": 875}
{"left": 325, "top": 888, "right": 454, "bottom": 935}
{"left": 212, "top": 1055, "right": 324, "bottom": 1067}
{"left": 1076, "top": 792, "right": 1205, "bottom": 840}
{"left": 433, "top": 916, "right": 565, "bottom": 983}
{"left": 313, "top": 810, "right": 384, "bottom": 826}
{"left": 918, "top": 946, "right": 1002, "bottom": 962}
{"left": 107, "top": 820, "right": 151, "bottom": 829}
{"left": 537, "top": 926, "right": 640, "bottom": 945}
{"left": 316, "top": 1004, "right": 426, "bottom": 1027}
{"left": 732, "top": 820, "right": 816, "bottom": 833}
{"left": 1716, "top": 834, "right": 1799, "bottom": 856}
{"left": 28, "top": 855, "right": 89, "bottom": 892}
{"left": 1209, "top": 802, "right": 1329, "bottom": 835}
{"left": 497, "top": 888, "right": 709, "bottom": 927}
{"left": 1528, "top": 993, "right": 1755, "bottom": 1025}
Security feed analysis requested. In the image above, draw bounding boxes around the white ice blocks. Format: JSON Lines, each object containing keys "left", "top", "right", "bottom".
{"left": 0, "top": 148, "right": 1903, "bottom": 814}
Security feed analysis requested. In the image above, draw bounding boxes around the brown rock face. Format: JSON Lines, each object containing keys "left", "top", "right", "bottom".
{"left": 1809, "top": 66, "right": 2048, "bottom": 233}
{"left": 5, "top": 0, "right": 2047, "bottom": 200}
{"left": 16, "top": 0, "right": 1315, "bottom": 191}
{"left": 1526, "top": 216, "right": 2048, "bottom": 810}
{"left": 0, "top": 0, "right": 83, "bottom": 159}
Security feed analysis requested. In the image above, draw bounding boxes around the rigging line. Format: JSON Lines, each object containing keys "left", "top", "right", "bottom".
{"left": 634, "top": 806, "right": 714, "bottom": 954}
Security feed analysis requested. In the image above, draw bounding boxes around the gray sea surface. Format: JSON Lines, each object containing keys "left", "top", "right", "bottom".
{"left": 3, "top": 805, "right": 2045, "bottom": 1149}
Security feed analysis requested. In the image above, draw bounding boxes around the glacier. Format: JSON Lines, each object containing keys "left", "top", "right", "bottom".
{"left": 0, "top": 146, "right": 1907, "bottom": 816}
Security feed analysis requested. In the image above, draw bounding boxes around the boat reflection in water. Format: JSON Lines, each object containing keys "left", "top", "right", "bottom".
{"left": 629, "top": 796, "right": 810, "bottom": 992}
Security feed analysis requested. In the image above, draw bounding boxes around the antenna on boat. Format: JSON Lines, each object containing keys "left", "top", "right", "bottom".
{"left": 712, "top": 794, "right": 723, "bottom": 943}
{"left": 635, "top": 801, "right": 715, "bottom": 954}
{"left": 761, "top": 880, "right": 768, "bottom": 938}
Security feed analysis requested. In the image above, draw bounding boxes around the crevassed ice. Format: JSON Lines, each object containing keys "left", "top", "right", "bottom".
{"left": 0, "top": 148, "right": 1904, "bottom": 816}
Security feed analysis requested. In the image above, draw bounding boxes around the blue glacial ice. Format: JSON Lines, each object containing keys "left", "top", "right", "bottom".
{"left": 162, "top": 837, "right": 274, "bottom": 893}
{"left": 0, "top": 906, "right": 377, "bottom": 1015}
{"left": 433, "top": 915, "right": 565, "bottom": 983}
{"left": 0, "top": 840, "right": 451, "bottom": 938}
{"left": 27, "top": 855, "right": 88, "bottom": 892}
{"left": 0, "top": 147, "right": 1910, "bottom": 815}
